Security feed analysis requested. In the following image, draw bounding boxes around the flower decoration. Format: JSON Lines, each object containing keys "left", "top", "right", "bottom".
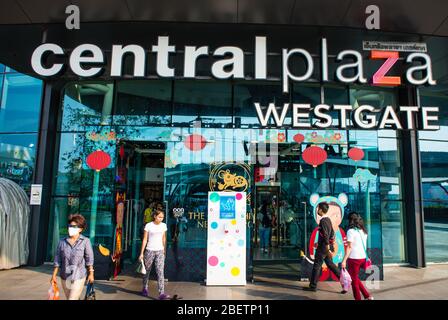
{"left": 278, "top": 133, "right": 286, "bottom": 142}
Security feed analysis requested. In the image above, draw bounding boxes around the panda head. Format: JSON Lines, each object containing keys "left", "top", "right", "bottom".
{"left": 310, "top": 193, "right": 348, "bottom": 228}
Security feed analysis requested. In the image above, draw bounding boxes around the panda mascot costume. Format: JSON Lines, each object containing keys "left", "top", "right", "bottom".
{"left": 307, "top": 193, "right": 348, "bottom": 281}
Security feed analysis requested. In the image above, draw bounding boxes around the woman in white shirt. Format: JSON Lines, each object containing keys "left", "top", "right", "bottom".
{"left": 139, "top": 209, "right": 170, "bottom": 300}
{"left": 341, "top": 212, "right": 374, "bottom": 300}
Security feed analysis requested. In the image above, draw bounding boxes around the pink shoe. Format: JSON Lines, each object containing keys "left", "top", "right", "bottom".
{"left": 158, "top": 293, "right": 171, "bottom": 300}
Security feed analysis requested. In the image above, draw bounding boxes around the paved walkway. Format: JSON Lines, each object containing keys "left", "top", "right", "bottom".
{"left": 0, "top": 263, "right": 447, "bottom": 300}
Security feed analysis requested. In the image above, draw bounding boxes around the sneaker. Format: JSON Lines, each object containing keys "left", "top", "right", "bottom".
{"left": 141, "top": 288, "right": 148, "bottom": 297}
{"left": 158, "top": 293, "right": 171, "bottom": 300}
{"left": 341, "top": 290, "right": 348, "bottom": 294}
{"left": 302, "top": 286, "right": 317, "bottom": 292}
{"left": 366, "top": 296, "right": 375, "bottom": 300}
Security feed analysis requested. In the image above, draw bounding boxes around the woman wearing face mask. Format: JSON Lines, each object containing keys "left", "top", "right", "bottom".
{"left": 51, "top": 214, "right": 94, "bottom": 300}
{"left": 139, "top": 209, "right": 170, "bottom": 300}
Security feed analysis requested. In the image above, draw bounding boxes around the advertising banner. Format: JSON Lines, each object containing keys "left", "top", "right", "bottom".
{"left": 206, "top": 192, "right": 246, "bottom": 286}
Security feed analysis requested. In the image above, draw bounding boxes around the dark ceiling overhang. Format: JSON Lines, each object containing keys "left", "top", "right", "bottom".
{"left": 2, "top": 0, "right": 448, "bottom": 36}
{"left": 0, "top": 0, "right": 447, "bottom": 81}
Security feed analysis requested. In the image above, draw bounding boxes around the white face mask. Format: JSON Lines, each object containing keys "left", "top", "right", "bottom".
{"left": 68, "top": 227, "right": 80, "bottom": 237}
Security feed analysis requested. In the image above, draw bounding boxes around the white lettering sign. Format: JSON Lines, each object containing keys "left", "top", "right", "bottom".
{"left": 30, "top": 37, "right": 436, "bottom": 91}
{"left": 30, "top": 184, "right": 43, "bottom": 205}
{"left": 253, "top": 104, "right": 439, "bottom": 130}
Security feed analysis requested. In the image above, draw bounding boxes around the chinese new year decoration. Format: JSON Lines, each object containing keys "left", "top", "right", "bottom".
{"left": 86, "top": 150, "right": 111, "bottom": 244}
{"left": 184, "top": 134, "right": 207, "bottom": 151}
{"left": 302, "top": 146, "right": 327, "bottom": 178}
{"left": 348, "top": 147, "right": 365, "bottom": 169}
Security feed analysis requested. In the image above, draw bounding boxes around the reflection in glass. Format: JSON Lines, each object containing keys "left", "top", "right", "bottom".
{"left": 381, "top": 201, "right": 406, "bottom": 263}
{"left": 234, "top": 81, "right": 288, "bottom": 128}
{"left": 62, "top": 82, "right": 114, "bottom": 131}
{"left": 0, "top": 133, "right": 37, "bottom": 193}
{"left": 5, "top": 66, "right": 18, "bottom": 73}
{"left": 379, "top": 137, "right": 402, "bottom": 200}
{"left": 419, "top": 87, "right": 448, "bottom": 140}
{"left": 53, "top": 133, "right": 84, "bottom": 196}
{"left": 0, "top": 73, "right": 42, "bottom": 132}
{"left": 420, "top": 139, "right": 448, "bottom": 262}
{"left": 349, "top": 86, "right": 398, "bottom": 137}
{"left": 419, "top": 87, "right": 448, "bottom": 263}
{"left": 0, "top": 75, "right": 3, "bottom": 103}
{"left": 114, "top": 80, "right": 171, "bottom": 126}
{"left": 79, "top": 196, "right": 115, "bottom": 249}
{"left": 323, "top": 85, "right": 348, "bottom": 127}
{"left": 173, "top": 80, "right": 231, "bottom": 127}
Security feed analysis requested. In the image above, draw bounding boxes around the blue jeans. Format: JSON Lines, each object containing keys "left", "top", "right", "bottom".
{"left": 259, "top": 226, "right": 271, "bottom": 249}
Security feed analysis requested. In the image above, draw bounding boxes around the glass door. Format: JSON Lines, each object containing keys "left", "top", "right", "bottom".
{"left": 254, "top": 185, "right": 280, "bottom": 255}
{"left": 119, "top": 141, "right": 166, "bottom": 262}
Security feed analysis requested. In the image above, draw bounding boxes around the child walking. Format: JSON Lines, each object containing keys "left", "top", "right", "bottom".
{"left": 139, "top": 209, "right": 170, "bottom": 300}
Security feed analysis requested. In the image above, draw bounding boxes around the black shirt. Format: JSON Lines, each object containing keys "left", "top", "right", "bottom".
{"left": 317, "top": 216, "right": 335, "bottom": 252}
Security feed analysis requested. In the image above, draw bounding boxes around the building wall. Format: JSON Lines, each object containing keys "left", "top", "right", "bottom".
{"left": 7, "top": 22, "right": 445, "bottom": 275}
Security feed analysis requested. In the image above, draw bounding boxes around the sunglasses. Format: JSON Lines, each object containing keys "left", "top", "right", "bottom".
{"left": 67, "top": 224, "right": 80, "bottom": 228}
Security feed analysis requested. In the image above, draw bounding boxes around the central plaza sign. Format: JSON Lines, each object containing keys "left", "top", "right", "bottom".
{"left": 30, "top": 36, "right": 439, "bottom": 130}
{"left": 31, "top": 36, "right": 436, "bottom": 92}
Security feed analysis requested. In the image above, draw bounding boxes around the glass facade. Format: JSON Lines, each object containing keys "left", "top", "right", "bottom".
{"left": 419, "top": 87, "right": 448, "bottom": 263}
{"left": 45, "top": 77, "right": 416, "bottom": 280}
{"left": 0, "top": 63, "right": 43, "bottom": 194}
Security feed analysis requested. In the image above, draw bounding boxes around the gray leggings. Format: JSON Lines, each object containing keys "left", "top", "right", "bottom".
{"left": 143, "top": 250, "right": 165, "bottom": 294}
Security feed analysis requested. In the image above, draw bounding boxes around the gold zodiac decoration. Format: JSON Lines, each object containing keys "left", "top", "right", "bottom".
{"left": 217, "top": 169, "right": 248, "bottom": 191}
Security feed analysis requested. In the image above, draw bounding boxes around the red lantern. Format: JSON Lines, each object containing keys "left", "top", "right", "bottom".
{"left": 86, "top": 150, "right": 111, "bottom": 171}
{"left": 302, "top": 146, "right": 327, "bottom": 168}
{"left": 348, "top": 148, "right": 365, "bottom": 161}
{"left": 119, "top": 145, "right": 125, "bottom": 160}
{"left": 184, "top": 134, "right": 207, "bottom": 151}
{"left": 293, "top": 133, "right": 305, "bottom": 144}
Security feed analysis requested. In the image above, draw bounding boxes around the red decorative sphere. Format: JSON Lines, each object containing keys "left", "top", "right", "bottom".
{"left": 86, "top": 150, "right": 111, "bottom": 171}
{"left": 348, "top": 147, "right": 365, "bottom": 161}
{"left": 184, "top": 134, "right": 207, "bottom": 151}
{"left": 293, "top": 133, "right": 305, "bottom": 144}
{"left": 302, "top": 146, "right": 327, "bottom": 168}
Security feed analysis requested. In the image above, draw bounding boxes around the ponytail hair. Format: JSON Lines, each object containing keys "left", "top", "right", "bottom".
{"left": 348, "top": 212, "right": 368, "bottom": 235}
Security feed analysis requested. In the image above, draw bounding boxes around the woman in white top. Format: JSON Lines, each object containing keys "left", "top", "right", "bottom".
{"left": 341, "top": 212, "right": 374, "bottom": 300}
{"left": 138, "top": 209, "right": 170, "bottom": 300}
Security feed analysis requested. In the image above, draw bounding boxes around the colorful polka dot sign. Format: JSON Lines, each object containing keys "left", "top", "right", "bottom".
{"left": 206, "top": 192, "right": 247, "bottom": 285}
